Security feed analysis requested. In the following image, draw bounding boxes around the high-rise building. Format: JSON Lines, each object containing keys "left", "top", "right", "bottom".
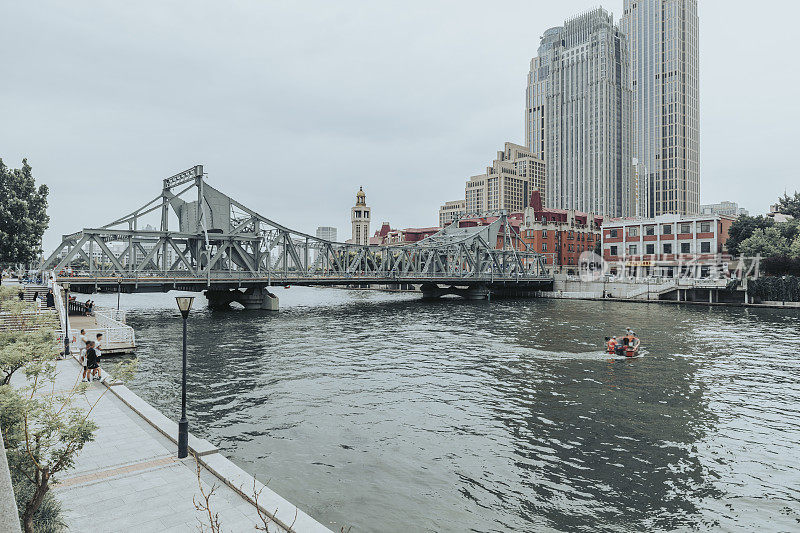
{"left": 315, "top": 226, "right": 337, "bottom": 242}
{"left": 535, "top": 8, "right": 634, "bottom": 218}
{"left": 464, "top": 142, "right": 545, "bottom": 215}
{"left": 525, "top": 27, "right": 561, "bottom": 160}
{"left": 350, "top": 187, "right": 370, "bottom": 246}
{"left": 622, "top": 0, "right": 700, "bottom": 216}
{"left": 438, "top": 200, "right": 465, "bottom": 228}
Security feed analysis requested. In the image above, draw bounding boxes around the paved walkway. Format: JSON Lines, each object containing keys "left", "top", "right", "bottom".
{"left": 9, "top": 359, "right": 330, "bottom": 533}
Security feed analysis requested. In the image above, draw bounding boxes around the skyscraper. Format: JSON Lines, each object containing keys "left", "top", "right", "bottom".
{"left": 532, "top": 8, "right": 634, "bottom": 218}
{"left": 525, "top": 27, "right": 561, "bottom": 162}
{"left": 622, "top": 0, "right": 700, "bottom": 216}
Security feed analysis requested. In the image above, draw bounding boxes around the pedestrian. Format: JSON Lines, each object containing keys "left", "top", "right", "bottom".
{"left": 85, "top": 341, "right": 100, "bottom": 381}
{"left": 92, "top": 333, "right": 104, "bottom": 380}
{"left": 78, "top": 334, "right": 90, "bottom": 382}
{"left": 33, "top": 291, "right": 42, "bottom": 312}
{"left": 47, "top": 275, "right": 54, "bottom": 290}
{"left": 18, "top": 289, "right": 24, "bottom": 301}
{"left": 46, "top": 289, "right": 55, "bottom": 308}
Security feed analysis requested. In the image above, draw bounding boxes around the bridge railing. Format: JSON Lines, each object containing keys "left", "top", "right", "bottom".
{"left": 57, "top": 268, "right": 550, "bottom": 283}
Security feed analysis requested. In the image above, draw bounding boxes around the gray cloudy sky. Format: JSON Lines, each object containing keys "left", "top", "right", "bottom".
{"left": 1, "top": 1, "right": 797, "bottom": 252}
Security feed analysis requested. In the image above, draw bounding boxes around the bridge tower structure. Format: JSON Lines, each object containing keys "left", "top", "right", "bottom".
{"left": 41, "top": 165, "right": 553, "bottom": 309}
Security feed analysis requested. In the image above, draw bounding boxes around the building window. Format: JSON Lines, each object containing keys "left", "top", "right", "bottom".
{"left": 700, "top": 222, "right": 711, "bottom": 233}
{"left": 700, "top": 241, "right": 711, "bottom": 253}
{"left": 628, "top": 244, "right": 638, "bottom": 255}
{"left": 646, "top": 244, "right": 655, "bottom": 255}
{"left": 542, "top": 242, "right": 547, "bottom": 252}
{"left": 628, "top": 227, "right": 639, "bottom": 237}
{"left": 663, "top": 243, "right": 672, "bottom": 254}
{"left": 680, "top": 223, "right": 692, "bottom": 234}
{"left": 610, "top": 245, "right": 618, "bottom": 256}
{"left": 610, "top": 229, "right": 618, "bottom": 238}
{"left": 662, "top": 225, "right": 672, "bottom": 235}
{"left": 681, "top": 242, "right": 691, "bottom": 254}
{"left": 542, "top": 229, "right": 547, "bottom": 238}
{"left": 645, "top": 226, "right": 655, "bottom": 236}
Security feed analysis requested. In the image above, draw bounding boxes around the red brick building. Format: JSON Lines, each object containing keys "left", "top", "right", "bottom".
{"left": 518, "top": 190, "right": 603, "bottom": 270}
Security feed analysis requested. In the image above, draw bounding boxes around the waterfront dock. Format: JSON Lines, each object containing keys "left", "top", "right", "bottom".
{"left": 8, "top": 358, "right": 331, "bottom": 533}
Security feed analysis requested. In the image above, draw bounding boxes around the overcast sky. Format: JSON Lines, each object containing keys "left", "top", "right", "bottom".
{"left": 2, "top": 1, "right": 798, "bottom": 252}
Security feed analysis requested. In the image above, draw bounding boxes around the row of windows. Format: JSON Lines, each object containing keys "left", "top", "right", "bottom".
{"left": 610, "top": 241, "right": 713, "bottom": 256}
{"left": 609, "top": 221, "right": 712, "bottom": 238}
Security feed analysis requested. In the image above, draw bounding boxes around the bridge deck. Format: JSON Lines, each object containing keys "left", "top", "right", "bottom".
{"left": 59, "top": 274, "right": 554, "bottom": 294}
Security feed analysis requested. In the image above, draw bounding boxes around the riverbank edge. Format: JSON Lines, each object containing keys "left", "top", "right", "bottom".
{"left": 536, "top": 293, "right": 800, "bottom": 309}
{"left": 84, "top": 356, "right": 331, "bottom": 533}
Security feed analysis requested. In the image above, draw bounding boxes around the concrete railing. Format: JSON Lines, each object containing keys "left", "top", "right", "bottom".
{"left": 0, "top": 423, "right": 22, "bottom": 533}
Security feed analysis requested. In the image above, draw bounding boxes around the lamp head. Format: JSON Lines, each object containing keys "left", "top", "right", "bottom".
{"left": 175, "top": 296, "right": 194, "bottom": 318}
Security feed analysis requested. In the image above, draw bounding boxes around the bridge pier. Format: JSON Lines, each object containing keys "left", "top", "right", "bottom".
{"left": 420, "top": 283, "right": 490, "bottom": 301}
{"left": 204, "top": 287, "right": 279, "bottom": 311}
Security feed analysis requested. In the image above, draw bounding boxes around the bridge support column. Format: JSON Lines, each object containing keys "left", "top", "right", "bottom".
{"left": 420, "top": 283, "right": 443, "bottom": 300}
{"left": 465, "top": 284, "right": 490, "bottom": 300}
{"left": 204, "top": 287, "right": 279, "bottom": 311}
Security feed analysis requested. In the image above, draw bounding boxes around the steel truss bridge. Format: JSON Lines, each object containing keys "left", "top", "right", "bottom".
{"left": 42, "top": 166, "right": 552, "bottom": 308}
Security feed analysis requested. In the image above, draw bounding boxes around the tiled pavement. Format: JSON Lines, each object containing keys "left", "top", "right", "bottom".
{"left": 10, "top": 359, "right": 291, "bottom": 533}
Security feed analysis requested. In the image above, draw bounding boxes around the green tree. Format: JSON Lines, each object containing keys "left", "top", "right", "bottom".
{"left": 790, "top": 235, "right": 800, "bottom": 258}
{"left": 739, "top": 227, "right": 789, "bottom": 258}
{"left": 726, "top": 215, "right": 774, "bottom": 256}
{"left": 0, "top": 159, "right": 49, "bottom": 264}
{"left": 777, "top": 191, "right": 800, "bottom": 219}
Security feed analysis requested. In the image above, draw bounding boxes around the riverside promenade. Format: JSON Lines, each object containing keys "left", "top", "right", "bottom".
{"left": 9, "top": 357, "right": 331, "bottom": 533}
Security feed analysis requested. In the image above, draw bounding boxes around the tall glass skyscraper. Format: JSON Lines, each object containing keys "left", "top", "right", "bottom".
{"left": 622, "top": 0, "right": 699, "bottom": 216}
{"left": 527, "top": 8, "right": 633, "bottom": 218}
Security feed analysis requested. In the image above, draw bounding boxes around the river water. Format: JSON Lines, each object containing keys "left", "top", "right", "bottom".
{"left": 90, "top": 287, "right": 800, "bottom": 532}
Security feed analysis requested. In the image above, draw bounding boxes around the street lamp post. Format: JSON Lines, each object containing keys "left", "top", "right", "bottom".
{"left": 63, "top": 282, "right": 71, "bottom": 358}
{"left": 175, "top": 296, "right": 194, "bottom": 459}
{"left": 117, "top": 278, "right": 122, "bottom": 311}
{"left": 782, "top": 275, "right": 787, "bottom": 306}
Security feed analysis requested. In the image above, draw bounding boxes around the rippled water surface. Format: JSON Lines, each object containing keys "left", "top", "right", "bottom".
{"left": 91, "top": 288, "right": 800, "bottom": 531}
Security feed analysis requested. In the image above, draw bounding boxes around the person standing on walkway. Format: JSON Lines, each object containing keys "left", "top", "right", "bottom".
{"left": 92, "top": 333, "right": 104, "bottom": 381}
{"left": 17, "top": 289, "right": 24, "bottom": 301}
{"left": 46, "top": 288, "right": 55, "bottom": 308}
{"left": 78, "top": 329, "right": 90, "bottom": 381}
{"left": 85, "top": 341, "right": 99, "bottom": 381}
{"left": 33, "top": 291, "right": 41, "bottom": 312}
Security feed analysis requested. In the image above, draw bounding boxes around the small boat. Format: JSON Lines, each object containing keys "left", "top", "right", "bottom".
{"left": 283, "top": 285, "right": 291, "bottom": 289}
{"left": 605, "top": 337, "right": 641, "bottom": 358}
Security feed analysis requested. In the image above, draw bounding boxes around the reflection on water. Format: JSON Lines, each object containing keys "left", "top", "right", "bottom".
{"left": 91, "top": 288, "right": 800, "bottom": 532}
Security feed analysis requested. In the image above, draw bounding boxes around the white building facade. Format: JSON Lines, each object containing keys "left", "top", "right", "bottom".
{"left": 622, "top": 0, "right": 700, "bottom": 216}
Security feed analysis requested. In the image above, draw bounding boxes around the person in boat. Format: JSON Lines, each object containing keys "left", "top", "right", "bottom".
{"left": 629, "top": 332, "right": 641, "bottom": 352}
{"left": 615, "top": 333, "right": 629, "bottom": 355}
{"left": 606, "top": 336, "right": 618, "bottom": 354}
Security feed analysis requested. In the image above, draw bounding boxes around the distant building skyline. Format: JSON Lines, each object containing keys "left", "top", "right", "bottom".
{"left": 622, "top": 0, "right": 700, "bottom": 217}
{"left": 315, "top": 226, "right": 337, "bottom": 242}
{"left": 438, "top": 199, "right": 465, "bottom": 228}
{"left": 700, "top": 201, "right": 747, "bottom": 218}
